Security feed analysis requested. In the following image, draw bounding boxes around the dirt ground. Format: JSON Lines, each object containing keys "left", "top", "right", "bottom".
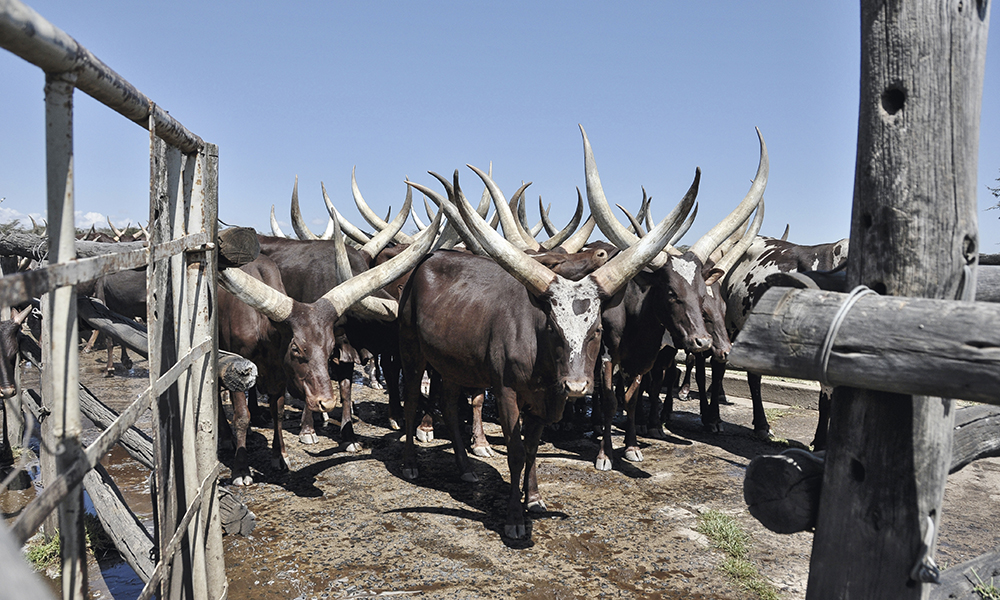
{"left": 7, "top": 347, "right": 1000, "bottom": 600}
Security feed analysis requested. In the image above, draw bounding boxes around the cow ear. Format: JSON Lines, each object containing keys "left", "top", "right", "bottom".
{"left": 704, "top": 268, "right": 725, "bottom": 287}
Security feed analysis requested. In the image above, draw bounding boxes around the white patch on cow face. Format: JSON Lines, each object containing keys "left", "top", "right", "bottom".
{"left": 672, "top": 257, "right": 697, "bottom": 286}
{"left": 706, "top": 285, "right": 714, "bottom": 298}
{"left": 547, "top": 277, "right": 601, "bottom": 363}
{"left": 810, "top": 258, "right": 820, "bottom": 271}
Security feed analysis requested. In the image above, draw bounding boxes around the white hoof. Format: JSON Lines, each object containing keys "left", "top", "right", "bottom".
{"left": 344, "top": 441, "right": 363, "bottom": 453}
{"left": 461, "top": 471, "right": 479, "bottom": 483}
{"left": 388, "top": 418, "right": 401, "bottom": 431}
{"left": 472, "top": 445, "right": 495, "bottom": 458}
{"left": 232, "top": 475, "right": 253, "bottom": 486}
{"left": 299, "top": 432, "right": 319, "bottom": 445}
{"left": 505, "top": 523, "right": 527, "bottom": 539}
{"left": 755, "top": 428, "right": 773, "bottom": 440}
{"left": 402, "top": 467, "right": 419, "bottom": 480}
{"left": 624, "top": 448, "right": 644, "bottom": 462}
{"left": 527, "top": 499, "right": 547, "bottom": 513}
{"left": 416, "top": 428, "right": 434, "bottom": 443}
{"left": 272, "top": 455, "right": 291, "bottom": 471}
{"left": 595, "top": 456, "right": 613, "bottom": 471}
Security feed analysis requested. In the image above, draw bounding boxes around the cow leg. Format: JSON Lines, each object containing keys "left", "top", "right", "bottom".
{"left": 621, "top": 374, "right": 644, "bottom": 463}
{"left": 811, "top": 384, "right": 833, "bottom": 450}
{"left": 401, "top": 358, "right": 426, "bottom": 480}
{"left": 695, "top": 352, "right": 722, "bottom": 433}
{"left": 470, "top": 390, "right": 494, "bottom": 457}
{"left": 678, "top": 352, "right": 694, "bottom": 400}
{"left": 384, "top": 352, "right": 403, "bottom": 430}
{"left": 416, "top": 370, "right": 439, "bottom": 443}
{"left": 495, "top": 387, "right": 528, "bottom": 539}
{"left": 595, "top": 359, "right": 616, "bottom": 471}
{"left": 247, "top": 387, "right": 269, "bottom": 427}
{"left": 104, "top": 341, "right": 116, "bottom": 377}
{"left": 521, "top": 411, "right": 547, "bottom": 514}
{"left": 748, "top": 372, "right": 773, "bottom": 439}
{"left": 84, "top": 329, "right": 99, "bottom": 353}
{"left": 364, "top": 355, "right": 383, "bottom": 390}
{"left": 440, "top": 380, "right": 477, "bottom": 482}
{"left": 120, "top": 346, "right": 133, "bottom": 371}
{"left": 708, "top": 357, "right": 726, "bottom": 429}
{"left": 231, "top": 390, "right": 253, "bottom": 485}
{"left": 299, "top": 407, "right": 319, "bottom": 445}
{"left": 644, "top": 349, "right": 675, "bottom": 439}
{"left": 332, "top": 361, "right": 362, "bottom": 452}
{"left": 270, "top": 392, "right": 290, "bottom": 471}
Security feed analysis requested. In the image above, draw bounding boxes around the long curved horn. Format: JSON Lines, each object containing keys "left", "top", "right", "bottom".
{"left": 427, "top": 172, "right": 477, "bottom": 250}
{"left": 508, "top": 185, "right": 540, "bottom": 249}
{"left": 323, "top": 182, "right": 371, "bottom": 245}
{"left": 270, "top": 205, "right": 289, "bottom": 238}
{"left": 712, "top": 200, "right": 765, "bottom": 276}
{"left": 461, "top": 168, "right": 557, "bottom": 296}
{"left": 581, "top": 124, "right": 695, "bottom": 260}
{"left": 218, "top": 266, "right": 294, "bottom": 322}
{"left": 318, "top": 212, "right": 336, "bottom": 240}
{"left": 322, "top": 207, "right": 443, "bottom": 319}
{"left": 107, "top": 216, "right": 124, "bottom": 241}
{"left": 590, "top": 172, "right": 701, "bottom": 298}
{"left": 688, "top": 128, "right": 768, "bottom": 263}
{"left": 780, "top": 223, "right": 789, "bottom": 241}
{"left": 466, "top": 165, "right": 540, "bottom": 251}
{"left": 668, "top": 202, "right": 698, "bottom": 247}
{"left": 618, "top": 204, "right": 646, "bottom": 236}
{"left": 540, "top": 197, "right": 558, "bottom": 237}
{"left": 627, "top": 188, "right": 650, "bottom": 235}
{"left": 407, "top": 179, "right": 487, "bottom": 256}
{"left": 558, "top": 213, "right": 596, "bottom": 254}
{"left": 352, "top": 167, "right": 415, "bottom": 245}
{"left": 360, "top": 185, "right": 412, "bottom": 260}
{"left": 411, "top": 202, "right": 428, "bottom": 231}
{"left": 289, "top": 176, "right": 320, "bottom": 240}
{"left": 540, "top": 192, "right": 584, "bottom": 251}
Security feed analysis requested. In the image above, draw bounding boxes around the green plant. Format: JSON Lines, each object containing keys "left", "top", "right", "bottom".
{"left": 25, "top": 534, "right": 60, "bottom": 571}
{"left": 972, "top": 568, "right": 1000, "bottom": 600}
{"left": 697, "top": 510, "right": 780, "bottom": 600}
{"left": 24, "top": 516, "right": 118, "bottom": 572}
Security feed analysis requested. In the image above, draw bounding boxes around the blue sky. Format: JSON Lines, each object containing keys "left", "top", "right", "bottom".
{"left": 2, "top": 2, "right": 998, "bottom": 249}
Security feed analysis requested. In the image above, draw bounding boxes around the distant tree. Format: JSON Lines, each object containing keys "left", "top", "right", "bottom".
{"left": 990, "top": 169, "right": 1000, "bottom": 201}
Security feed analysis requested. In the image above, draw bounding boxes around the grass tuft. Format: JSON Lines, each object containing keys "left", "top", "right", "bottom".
{"left": 972, "top": 568, "right": 1000, "bottom": 600}
{"left": 23, "top": 515, "right": 118, "bottom": 573}
{"left": 697, "top": 510, "right": 780, "bottom": 600}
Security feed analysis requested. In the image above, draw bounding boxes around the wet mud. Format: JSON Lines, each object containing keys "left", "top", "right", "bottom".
{"left": 5, "top": 349, "right": 1000, "bottom": 599}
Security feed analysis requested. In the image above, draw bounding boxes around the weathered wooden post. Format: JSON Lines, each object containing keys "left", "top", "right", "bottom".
{"left": 41, "top": 70, "right": 86, "bottom": 600}
{"left": 806, "top": 1, "right": 990, "bottom": 598}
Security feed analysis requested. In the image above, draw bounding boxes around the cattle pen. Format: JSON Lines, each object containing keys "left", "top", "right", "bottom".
{"left": 0, "top": 1, "right": 226, "bottom": 599}
{"left": 1, "top": 1, "right": 998, "bottom": 600}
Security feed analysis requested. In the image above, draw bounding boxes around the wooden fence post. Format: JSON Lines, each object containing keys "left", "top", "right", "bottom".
{"left": 806, "top": 2, "right": 990, "bottom": 598}
{"left": 42, "top": 70, "right": 86, "bottom": 600}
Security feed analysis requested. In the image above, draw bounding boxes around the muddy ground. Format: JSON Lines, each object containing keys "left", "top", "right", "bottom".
{"left": 6, "top": 347, "right": 1000, "bottom": 600}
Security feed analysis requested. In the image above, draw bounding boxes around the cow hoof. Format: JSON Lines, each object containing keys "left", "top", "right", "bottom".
{"left": 232, "top": 474, "right": 253, "bottom": 486}
{"left": 402, "top": 466, "right": 419, "bottom": 480}
{"left": 104, "top": 371, "right": 115, "bottom": 378}
{"left": 595, "top": 456, "right": 612, "bottom": 471}
{"left": 299, "top": 432, "right": 319, "bottom": 445}
{"left": 388, "top": 418, "right": 401, "bottom": 431}
{"left": 527, "top": 499, "right": 547, "bottom": 513}
{"left": 461, "top": 471, "right": 479, "bottom": 483}
{"left": 505, "top": 523, "right": 527, "bottom": 540}
{"left": 755, "top": 428, "right": 774, "bottom": 440}
{"left": 678, "top": 389, "right": 690, "bottom": 401}
{"left": 472, "top": 445, "right": 494, "bottom": 458}
{"left": 344, "top": 441, "right": 363, "bottom": 453}
{"left": 368, "top": 380, "right": 384, "bottom": 390}
{"left": 646, "top": 426, "right": 666, "bottom": 440}
{"left": 416, "top": 428, "right": 434, "bottom": 443}
{"left": 272, "top": 455, "right": 291, "bottom": 471}
{"left": 624, "top": 447, "right": 644, "bottom": 463}
{"left": 703, "top": 422, "right": 722, "bottom": 434}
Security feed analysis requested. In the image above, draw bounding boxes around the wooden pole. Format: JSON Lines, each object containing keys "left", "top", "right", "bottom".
{"left": 806, "top": 2, "right": 990, "bottom": 598}
{"left": 43, "top": 71, "right": 86, "bottom": 600}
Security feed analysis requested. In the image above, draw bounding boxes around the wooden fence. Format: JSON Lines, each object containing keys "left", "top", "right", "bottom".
{"left": 730, "top": 1, "right": 993, "bottom": 599}
{"left": 0, "top": 1, "right": 225, "bottom": 599}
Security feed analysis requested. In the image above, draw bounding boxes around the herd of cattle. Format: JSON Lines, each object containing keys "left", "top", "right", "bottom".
{"left": 3, "top": 126, "right": 850, "bottom": 540}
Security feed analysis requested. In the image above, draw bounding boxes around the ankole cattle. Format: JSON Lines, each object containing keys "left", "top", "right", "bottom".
{"left": 398, "top": 165, "right": 689, "bottom": 539}
{"left": 582, "top": 125, "right": 766, "bottom": 469}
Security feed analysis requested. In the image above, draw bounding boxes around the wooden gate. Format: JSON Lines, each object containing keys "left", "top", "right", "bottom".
{"left": 0, "top": 1, "right": 225, "bottom": 599}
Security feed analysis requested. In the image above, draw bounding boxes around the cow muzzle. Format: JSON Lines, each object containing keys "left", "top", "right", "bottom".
{"left": 0, "top": 386, "right": 14, "bottom": 399}
{"left": 563, "top": 379, "right": 592, "bottom": 398}
{"left": 688, "top": 336, "right": 712, "bottom": 354}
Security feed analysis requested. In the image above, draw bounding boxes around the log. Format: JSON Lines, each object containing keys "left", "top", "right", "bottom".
{"left": 78, "top": 383, "right": 155, "bottom": 470}
{"left": 217, "top": 227, "right": 259, "bottom": 268}
{"left": 218, "top": 486, "right": 256, "bottom": 536}
{"left": 929, "top": 547, "right": 1000, "bottom": 600}
{"left": 77, "top": 295, "right": 149, "bottom": 357}
{"left": 744, "top": 406, "right": 1000, "bottom": 535}
{"left": 0, "top": 231, "right": 147, "bottom": 261}
{"left": 729, "top": 286, "right": 1000, "bottom": 405}
{"left": 82, "top": 463, "right": 154, "bottom": 582}
{"left": 218, "top": 352, "right": 257, "bottom": 393}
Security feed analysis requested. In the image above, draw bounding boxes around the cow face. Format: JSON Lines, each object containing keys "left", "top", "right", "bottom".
{"left": 534, "top": 277, "right": 605, "bottom": 400}
{"left": 649, "top": 252, "right": 713, "bottom": 354}
{"left": 702, "top": 279, "right": 732, "bottom": 363}
{"left": 279, "top": 302, "right": 341, "bottom": 414}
